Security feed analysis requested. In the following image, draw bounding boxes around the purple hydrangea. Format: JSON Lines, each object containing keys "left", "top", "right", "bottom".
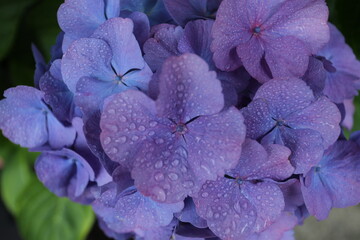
{"left": 62, "top": 17, "right": 152, "bottom": 116}
{"left": 301, "top": 140, "right": 360, "bottom": 220}
{"left": 304, "top": 23, "right": 360, "bottom": 103}
{"left": 0, "top": 86, "right": 75, "bottom": 149}
{"left": 242, "top": 78, "right": 341, "bottom": 174}
{"left": 211, "top": 0, "right": 330, "bottom": 82}
{"left": 193, "top": 139, "right": 293, "bottom": 239}
{"left": 100, "top": 53, "right": 246, "bottom": 203}
{"left": 1, "top": 1, "right": 360, "bottom": 239}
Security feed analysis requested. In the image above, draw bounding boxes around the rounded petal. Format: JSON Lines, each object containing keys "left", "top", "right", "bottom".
{"left": 186, "top": 107, "right": 246, "bottom": 182}
{"left": 194, "top": 178, "right": 257, "bottom": 240}
{"left": 0, "top": 86, "right": 48, "bottom": 148}
{"left": 287, "top": 96, "right": 341, "bottom": 149}
{"left": 253, "top": 78, "right": 314, "bottom": 118}
{"left": 280, "top": 128, "right": 324, "bottom": 174}
{"left": 157, "top": 53, "right": 224, "bottom": 122}
{"left": 100, "top": 90, "right": 159, "bottom": 170}
{"left": 35, "top": 148, "right": 95, "bottom": 198}
{"left": 62, "top": 38, "right": 114, "bottom": 93}
{"left": 230, "top": 139, "right": 293, "bottom": 181}
{"left": 91, "top": 17, "right": 145, "bottom": 75}
{"left": 57, "top": 0, "right": 106, "bottom": 39}
{"left": 92, "top": 185, "right": 183, "bottom": 234}
{"left": 144, "top": 24, "right": 183, "bottom": 71}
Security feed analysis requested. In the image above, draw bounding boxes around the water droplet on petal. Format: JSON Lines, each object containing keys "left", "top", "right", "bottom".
{"left": 201, "top": 192, "right": 209, "bottom": 198}
{"left": 168, "top": 173, "right": 178, "bottom": 181}
{"left": 120, "top": 116, "right": 127, "bottom": 122}
{"left": 206, "top": 209, "right": 213, "bottom": 218}
{"left": 103, "top": 137, "right": 111, "bottom": 145}
{"left": 171, "top": 159, "right": 179, "bottom": 166}
{"left": 182, "top": 181, "right": 194, "bottom": 188}
{"left": 119, "top": 136, "right": 127, "bottom": 143}
{"left": 155, "top": 160, "right": 163, "bottom": 169}
{"left": 149, "top": 121, "right": 158, "bottom": 127}
{"left": 131, "top": 135, "right": 139, "bottom": 141}
{"left": 152, "top": 186, "right": 166, "bottom": 201}
{"left": 155, "top": 173, "right": 165, "bottom": 181}
{"left": 155, "top": 138, "right": 164, "bottom": 144}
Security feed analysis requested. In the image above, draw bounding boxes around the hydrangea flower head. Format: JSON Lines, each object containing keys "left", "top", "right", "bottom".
{"left": 193, "top": 139, "right": 294, "bottom": 240}
{"left": 0, "top": 86, "right": 75, "bottom": 149}
{"left": 62, "top": 17, "right": 152, "bottom": 116}
{"left": 212, "top": 0, "right": 330, "bottom": 82}
{"left": 301, "top": 140, "right": 360, "bottom": 220}
{"left": 100, "top": 53, "right": 246, "bottom": 203}
{"left": 242, "top": 78, "right": 341, "bottom": 174}
{"left": 305, "top": 23, "right": 360, "bottom": 103}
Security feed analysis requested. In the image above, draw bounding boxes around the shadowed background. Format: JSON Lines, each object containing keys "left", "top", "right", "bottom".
{"left": 0, "top": 0, "right": 359, "bottom": 239}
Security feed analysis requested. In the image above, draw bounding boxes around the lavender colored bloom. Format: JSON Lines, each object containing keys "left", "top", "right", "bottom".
{"left": 301, "top": 140, "right": 360, "bottom": 220}
{"left": 83, "top": 111, "right": 119, "bottom": 175}
{"left": 307, "top": 23, "right": 360, "bottom": 103}
{"left": 32, "top": 44, "right": 47, "bottom": 89}
{"left": 175, "top": 198, "right": 208, "bottom": 228}
{"left": 247, "top": 212, "right": 298, "bottom": 240}
{"left": 39, "top": 59, "right": 76, "bottom": 124}
{"left": 0, "top": 86, "right": 76, "bottom": 149}
{"left": 342, "top": 98, "right": 355, "bottom": 130}
{"left": 163, "top": 0, "right": 222, "bottom": 26}
{"left": 58, "top": 0, "right": 151, "bottom": 51}
{"left": 144, "top": 24, "right": 183, "bottom": 72}
{"left": 92, "top": 182, "right": 183, "bottom": 237}
{"left": 193, "top": 139, "right": 293, "bottom": 240}
{"left": 242, "top": 78, "right": 341, "bottom": 174}
{"left": 144, "top": 20, "right": 250, "bottom": 106}
{"left": 62, "top": 18, "right": 152, "bottom": 116}
{"left": 212, "top": 0, "right": 330, "bottom": 82}
{"left": 35, "top": 148, "right": 95, "bottom": 199}
{"left": 100, "top": 54, "right": 246, "bottom": 203}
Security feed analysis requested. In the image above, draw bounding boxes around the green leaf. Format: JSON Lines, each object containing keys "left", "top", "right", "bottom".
{"left": 0, "top": 0, "right": 36, "bottom": 60}
{"left": 17, "top": 178, "right": 95, "bottom": 240}
{"left": 351, "top": 96, "right": 360, "bottom": 133}
{"left": 0, "top": 147, "right": 37, "bottom": 215}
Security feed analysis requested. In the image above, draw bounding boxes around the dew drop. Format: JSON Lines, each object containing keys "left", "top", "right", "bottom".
{"left": 138, "top": 125, "right": 146, "bottom": 131}
{"left": 103, "top": 137, "right": 111, "bottom": 145}
{"left": 168, "top": 173, "right": 179, "bottom": 181}
{"left": 182, "top": 181, "right": 194, "bottom": 188}
{"left": 120, "top": 116, "right": 127, "bottom": 122}
{"left": 206, "top": 209, "right": 213, "bottom": 218}
{"left": 171, "top": 159, "right": 179, "bottom": 166}
{"left": 201, "top": 192, "right": 209, "bottom": 198}
{"left": 154, "top": 173, "right": 165, "bottom": 181}
{"left": 155, "top": 160, "right": 163, "bottom": 169}
{"left": 111, "top": 147, "right": 118, "bottom": 154}
{"left": 155, "top": 138, "right": 164, "bottom": 144}
{"left": 132, "top": 135, "right": 139, "bottom": 141}
{"left": 152, "top": 187, "right": 166, "bottom": 201}
{"left": 107, "top": 109, "right": 115, "bottom": 114}
{"left": 119, "top": 136, "right": 127, "bottom": 143}
{"left": 149, "top": 121, "right": 158, "bottom": 127}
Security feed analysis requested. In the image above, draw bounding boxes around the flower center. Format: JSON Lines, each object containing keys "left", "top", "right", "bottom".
{"left": 175, "top": 123, "right": 187, "bottom": 135}
{"left": 253, "top": 26, "right": 261, "bottom": 34}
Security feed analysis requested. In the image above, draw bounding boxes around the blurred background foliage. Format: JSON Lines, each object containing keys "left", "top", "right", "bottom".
{"left": 0, "top": 0, "right": 359, "bottom": 239}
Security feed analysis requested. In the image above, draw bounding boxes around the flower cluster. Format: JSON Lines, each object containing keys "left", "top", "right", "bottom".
{"left": 1, "top": 0, "right": 360, "bottom": 239}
